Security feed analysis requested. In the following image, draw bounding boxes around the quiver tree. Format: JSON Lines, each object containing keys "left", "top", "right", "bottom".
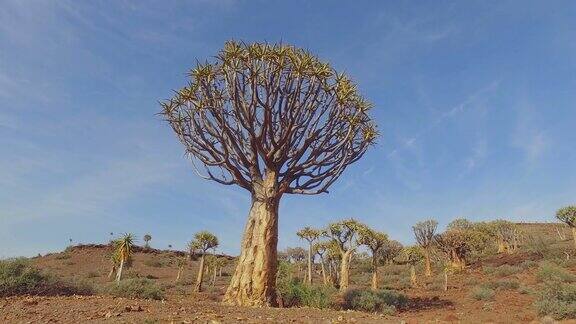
{"left": 490, "top": 220, "right": 517, "bottom": 253}
{"left": 437, "top": 218, "right": 491, "bottom": 270}
{"left": 161, "top": 41, "right": 377, "bottom": 306}
{"left": 113, "top": 233, "right": 135, "bottom": 283}
{"left": 175, "top": 256, "right": 187, "bottom": 282}
{"left": 285, "top": 247, "right": 307, "bottom": 276}
{"left": 379, "top": 239, "right": 403, "bottom": 265}
{"left": 323, "top": 219, "right": 366, "bottom": 292}
{"left": 412, "top": 220, "right": 438, "bottom": 277}
{"left": 143, "top": 234, "right": 152, "bottom": 249}
{"left": 402, "top": 246, "right": 423, "bottom": 287}
{"left": 297, "top": 227, "right": 321, "bottom": 285}
{"left": 357, "top": 227, "right": 388, "bottom": 290}
{"left": 556, "top": 206, "right": 576, "bottom": 249}
{"left": 190, "top": 231, "right": 219, "bottom": 292}
{"left": 313, "top": 241, "right": 330, "bottom": 285}
{"left": 435, "top": 230, "right": 471, "bottom": 271}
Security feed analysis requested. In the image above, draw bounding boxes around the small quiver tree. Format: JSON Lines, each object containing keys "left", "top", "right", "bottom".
{"left": 490, "top": 220, "right": 517, "bottom": 254}
{"left": 412, "top": 220, "right": 438, "bottom": 277}
{"left": 175, "top": 256, "right": 187, "bottom": 282}
{"left": 113, "top": 233, "right": 135, "bottom": 283}
{"left": 143, "top": 234, "right": 152, "bottom": 249}
{"left": 312, "top": 241, "right": 330, "bottom": 285}
{"left": 379, "top": 239, "right": 403, "bottom": 265}
{"left": 296, "top": 227, "right": 321, "bottom": 285}
{"left": 357, "top": 227, "right": 388, "bottom": 290}
{"left": 161, "top": 41, "right": 377, "bottom": 306}
{"left": 556, "top": 206, "right": 576, "bottom": 250}
{"left": 322, "top": 219, "right": 366, "bottom": 292}
{"left": 190, "top": 231, "right": 219, "bottom": 292}
{"left": 402, "top": 246, "right": 423, "bottom": 288}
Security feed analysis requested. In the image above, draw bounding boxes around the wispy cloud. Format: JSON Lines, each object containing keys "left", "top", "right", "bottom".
{"left": 459, "top": 138, "right": 487, "bottom": 178}
{"left": 386, "top": 81, "right": 499, "bottom": 159}
{"left": 511, "top": 93, "right": 548, "bottom": 164}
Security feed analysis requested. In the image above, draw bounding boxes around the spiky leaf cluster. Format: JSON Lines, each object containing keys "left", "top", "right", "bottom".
{"left": 161, "top": 41, "right": 378, "bottom": 195}
{"left": 190, "top": 231, "right": 219, "bottom": 253}
{"left": 297, "top": 227, "right": 321, "bottom": 243}
{"left": 413, "top": 220, "right": 438, "bottom": 249}
{"left": 556, "top": 206, "right": 576, "bottom": 227}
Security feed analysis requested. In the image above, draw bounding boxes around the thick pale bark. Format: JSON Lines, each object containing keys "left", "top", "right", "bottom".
{"left": 194, "top": 254, "right": 205, "bottom": 292}
{"left": 212, "top": 267, "right": 217, "bottom": 286}
{"left": 424, "top": 249, "right": 432, "bottom": 277}
{"left": 572, "top": 227, "right": 576, "bottom": 250}
{"left": 108, "top": 265, "right": 116, "bottom": 280}
{"left": 223, "top": 176, "right": 279, "bottom": 307}
{"left": 410, "top": 265, "right": 417, "bottom": 287}
{"left": 497, "top": 240, "right": 507, "bottom": 253}
{"left": 115, "top": 259, "right": 124, "bottom": 283}
{"left": 371, "top": 255, "right": 378, "bottom": 290}
{"left": 450, "top": 250, "right": 466, "bottom": 270}
{"left": 443, "top": 269, "right": 448, "bottom": 291}
{"left": 307, "top": 243, "right": 313, "bottom": 285}
{"left": 339, "top": 250, "right": 352, "bottom": 292}
{"left": 320, "top": 257, "right": 327, "bottom": 285}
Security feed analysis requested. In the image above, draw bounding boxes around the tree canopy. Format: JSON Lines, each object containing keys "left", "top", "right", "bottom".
{"left": 161, "top": 41, "right": 377, "bottom": 195}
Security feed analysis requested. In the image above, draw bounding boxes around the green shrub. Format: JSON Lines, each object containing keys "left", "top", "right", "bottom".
{"left": 86, "top": 271, "right": 99, "bottom": 278}
{"left": 104, "top": 278, "right": 164, "bottom": 300}
{"left": 143, "top": 259, "right": 164, "bottom": 268}
{"left": 54, "top": 254, "right": 71, "bottom": 260}
{"left": 519, "top": 285, "right": 534, "bottom": 295}
{"left": 534, "top": 281, "right": 576, "bottom": 319}
{"left": 278, "top": 280, "right": 336, "bottom": 309}
{"left": 524, "top": 235, "right": 552, "bottom": 257}
{"left": 470, "top": 286, "right": 495, "bottom": 300}
{"left": 0, "top": 258, "right": 93, "bottom": 297}
{"left": 536, "top": 262, "right": 576, "bottom": 283}
{"left": 483, "top": 279, "right": 519, "bottom": 290}
{"left": 492, "top": 265, "right": 521, "bottom": 277}
{"left": 343, "top": 289, "right": 407, "bottom": 314}
{"left": 519, "top": 260, "right": 538, "bottom": 270}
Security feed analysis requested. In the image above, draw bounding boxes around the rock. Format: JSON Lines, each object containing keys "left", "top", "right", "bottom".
{"left": 104, "top": 312, "right": 112, "bottom": 318}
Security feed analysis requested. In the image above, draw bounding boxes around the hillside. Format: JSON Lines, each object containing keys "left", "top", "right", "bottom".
{"left": 2, "top": 222, "right": 576, "bottom": 323}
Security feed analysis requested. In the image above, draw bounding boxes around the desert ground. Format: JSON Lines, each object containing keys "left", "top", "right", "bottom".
{"left": 2, "top": 222, "right": 575, "bottom": 323}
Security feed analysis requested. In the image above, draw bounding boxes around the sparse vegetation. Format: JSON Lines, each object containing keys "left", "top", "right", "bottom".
{"left": 536, "top": 262, "right": 576, "bottom": 283}
{"left": 104, "top": 278, "right": 164, "bottom": 300}
{"left": 0, "top": 259, "right": 93, "bottom": 297}
{"left": 189, "top": 231, "right": 219, "bottom": 292}
{"left": 470, "top": 286, "right": 495, "bottom": 300}
{"left": 412, "top": 220, "right": 438, "bottom": 277}
{"left": 343, "top": 289, "right": 407, "bottom": 314}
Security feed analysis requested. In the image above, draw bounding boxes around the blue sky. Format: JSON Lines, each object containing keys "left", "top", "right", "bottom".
{"left": 1, "top": 1, "right": 576, "bottom": 258}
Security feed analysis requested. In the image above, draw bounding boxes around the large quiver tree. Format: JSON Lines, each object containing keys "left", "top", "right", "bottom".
{"left": 161, "top": 41, "right": 377, "bottom": 306}
{"left": 556, "top": 206, "right": 576, "bottom": 249}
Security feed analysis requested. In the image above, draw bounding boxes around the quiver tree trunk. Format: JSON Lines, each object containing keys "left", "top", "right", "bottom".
{"left": 115, "top": 259, "right": 124, "bottom": 283}
{"left": 443, "top": 269, "right": 448, "bottom": 291}
{"left": 371, "top": 255, "right": 378, "bottom": 290}
{"left": 424, "top": 249, "right": 432, "bottom": 277}
{"left": 176, "top": 266, "right": 183, "bottom": 282}
{"left": 410, "top": 265, "right": 417, "bottom": 287}
{"left": 194, "top": 254, "right": 206, "bottom": 292}
{"left": 339, "top": 250, "right": 353, "bottom": 292}
{"left": 572, "top": 227, "right": 576, "bottom": 250}
{"left": 497, "top": 240, "right": 507, "bottom": 253}
{"left": 320, "top": 257, "right": 328, "bottom": 285}
{"left": 223, "top": 177, "right": 279, "bottom": 307}
{"left": 108, "top": 265, "right": 116, "bottom": 280}
{"left": 307, "top": 243, "right": 313, "bottom": 285}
